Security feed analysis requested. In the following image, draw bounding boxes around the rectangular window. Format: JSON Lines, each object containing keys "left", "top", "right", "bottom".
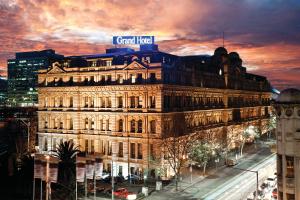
{"left": 107, "top": 75, "right": 112, "bottom": 83}
{"left": 150, "top": 144, "right": 154, "bottom": 160}
{"left": 69, "top": 97, "right": 73, "bottom": 107}
{"left": 130, "top": 96, "right": 135, "bottom": 108}
{"left": 91, "top": 140, "right": 95, "bottom": 154}
{"left": 118, "top": 142, "right": 123, "bottom": 157}
{"left": 85, "top": 139, "right": 89, "bottom": 153}
{"left": 137, "top": 96, "right": 142, "bottom": 108}
{"left": 117, "top": 96, "right": 123, "bottom": 108}
{"left": 130, "top": 143, "right": 136, "bottom": 159}
{"left": 84, "top": 97, "right": 88, "bottom": 107}
{"left": 52, "top": 138, "right": 56, "bottom": 150}
{"left": 131, "top": 74, "right": 136, "bottom": 83}
{"left": 137, "top": 73, "right": 142, "bottom": 83}
{"left": 91, "top": 119, "right": 95, "bottom": 130}
{"left": 137, "top": 143, "right": 143, "bottom": 159}
{"left": 106, "top": 119, "right": 110, "bottom": 131}
{"left": 85, "top": 118, "right": 89, "bottom": 130}
{"left": 107, "top": 97, "right": 112, "bottom": 108}
{"left": 99, "top": 119, "right": 104, "bottom": 131}
{"left": 150, "top": 96, "right": 155, "bottom": 108}
{"left": 150, "top": 73, "right": 156, "bottom": 83}
{"left": 59, "top": 97, "right": 63, "bottom": 107}
{"left": 108, "top": 141, "right": 112, "bottom": 155}
{"left": 286, "top": 156, "right": 294, "bottom": 178}
{"left": 117, "top": 74, "right": 123, "bottom": 84}
{"left": 106, "top": 60, "right": 112, "bottom": 66}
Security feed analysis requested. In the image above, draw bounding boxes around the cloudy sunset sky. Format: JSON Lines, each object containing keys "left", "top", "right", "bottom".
{"left": 0, "top": 0, "right": 300, "bottom": 90}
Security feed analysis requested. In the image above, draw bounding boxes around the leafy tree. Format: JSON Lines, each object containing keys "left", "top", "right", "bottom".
{"left": 53, "top": 141, "right": 80, "bottom": 200}
{"left": 160, "top": 113, "right": 196, "bottom": 191}
{"left": 240, "top": 126, "right": 259, "bottom": 156}
{"left": 189, "top": 141, "right": 213, "bottom": 175}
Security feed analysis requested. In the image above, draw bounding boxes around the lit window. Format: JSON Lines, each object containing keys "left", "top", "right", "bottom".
{"left": 106, "top": 60, "right": 112, "bottom": 66}
{"left": 130, "top": 120, "right": 136, "bottom": 132}
{"left": 131, "top": 74, "right": 136, "bottom": 83}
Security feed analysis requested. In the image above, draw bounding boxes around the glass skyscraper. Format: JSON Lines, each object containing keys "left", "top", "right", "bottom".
{"left": 7, "top": 49, "right": 63, "bottom": 107}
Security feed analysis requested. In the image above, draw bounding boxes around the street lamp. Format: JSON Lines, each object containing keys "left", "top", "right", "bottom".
{"left": 45, "top": 155, "right": 50, "bottom": 200}
{"left": 231, "top": 167, "right": 259, "bottom": 200}
{"left": 31, "top": 153, "right": 35, "bottom": 200}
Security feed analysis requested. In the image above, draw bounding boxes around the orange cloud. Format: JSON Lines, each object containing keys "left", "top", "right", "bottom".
{"left": 0, "top": 0, "right": 299, "bottom": 90}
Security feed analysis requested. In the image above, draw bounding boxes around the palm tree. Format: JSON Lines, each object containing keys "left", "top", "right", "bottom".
{"left": 53, "top": 141, "right": 80, "bottom": 200}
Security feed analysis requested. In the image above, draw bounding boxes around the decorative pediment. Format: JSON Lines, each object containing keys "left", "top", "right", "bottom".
{"left": 123, "top": 61, "right": 147, "bottom": 70}
{"left": 47, "top": 62, "right": 66, "bottom": 74}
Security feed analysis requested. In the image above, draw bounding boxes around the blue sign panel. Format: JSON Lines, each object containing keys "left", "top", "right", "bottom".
{"left": 113, "top": 36, "right": 155, "bottom": 45}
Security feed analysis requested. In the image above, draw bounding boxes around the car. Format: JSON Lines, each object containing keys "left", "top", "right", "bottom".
{"left": 225, "top": 158, "right": 238, "bottom": 166}
{"left": 113, "top": 188, "right": 135, "bottom": 199}
{"left": 253, "top": 189, "right": 265, "bottom": 199}
{"left": 267, "top": 175, "right": 277, "bottom": 187}
{"left": 272, "top": 188, "right": 277, "bottom": 199}
{"left": 260, "top": 182, "right": 270, "bottom": 192}
{"left": 125, "top": 174, "right": 141, "bottom": 184}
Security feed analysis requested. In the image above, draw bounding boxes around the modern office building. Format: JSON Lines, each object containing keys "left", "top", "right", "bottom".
{"left": 37, "top": 45, "right": 272, "bottom": 178}
{"left": 0, "top": 77, "right": 7, "bottom": 107}
{"left": 275, "top": 88, "right": 300, "bottom": 200}
{"left": 7, "top": 49, "right": 64, "bottom": 107}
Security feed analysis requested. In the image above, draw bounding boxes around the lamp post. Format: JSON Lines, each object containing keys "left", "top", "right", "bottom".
{"left": 31, "top": 153, "right": 35, "bottom": 200}
{"left": 45, "top": 155, "right": 50, "bottom": 200}
{"left": 232, "top": 167, "right": 258, "bottom": 200}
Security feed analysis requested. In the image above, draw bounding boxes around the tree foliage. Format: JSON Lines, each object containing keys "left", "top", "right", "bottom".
{"left": 53, "top": 141, "right": 80, "bottom": 200}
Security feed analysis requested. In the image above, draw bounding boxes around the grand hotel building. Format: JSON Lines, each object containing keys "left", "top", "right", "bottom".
{"left": 37, "top": 44, "right": 272, "bottom": 178}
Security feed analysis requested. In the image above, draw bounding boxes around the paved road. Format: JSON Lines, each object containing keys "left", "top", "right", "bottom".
{"left": 147, "top": 143, "right": 276, "bottom": 200}
{"left": 202, "top": 153, "right": 275, "bottom": 200}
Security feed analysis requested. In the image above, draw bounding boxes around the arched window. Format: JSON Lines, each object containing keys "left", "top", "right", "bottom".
{"left": 150, "top": 120, "right": 156, "bottom": 134}
{"left": 118, "top": 119, "right": 123, "bottom": 132}
{"left": 130, "top": 120, "right": 136, "bottom": 133}
{"left": 137, "top": 120, "right": 143, "bottom": 133}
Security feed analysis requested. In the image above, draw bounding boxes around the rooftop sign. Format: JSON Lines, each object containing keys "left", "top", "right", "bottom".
{"left": 113, "top": 36, "right": 155, "bottom": 45}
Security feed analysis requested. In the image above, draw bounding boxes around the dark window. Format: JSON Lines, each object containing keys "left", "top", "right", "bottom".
{"left": 118, "top": 119, "right": 123, "bottom": 132}
{"left": 130, "top": 143, "right": 135, "bottom": 159}
{"left": 118, "top": 142, "right": 123, "bottom": 157}
{"left": 137, "top": 144, "right": 143, "bottom": 159}
{"left": 150, "top": 120, "right": 156, "bottom": 133}
{"left": 150, "top": 73, "right": 156, "bottom": 83}
{"left": 137, "top": 120, "right": 143, "bottom": 133}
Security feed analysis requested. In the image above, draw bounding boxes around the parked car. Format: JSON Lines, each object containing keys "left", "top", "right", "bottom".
{"left": 260, "top": 182, "right": 270, "bottom": 193}
{"left": 267, "top": 175, "right": 277, "bottom": 187}
{"left": 113, "top": 188, "right": 135, "bottom": 199}
{"left": 272, "top": 188, "right": 278, "bottom": 199}
{"left": 225, "top": 158, "right": 238, "bottom": 166}
{"left": 125, "top": 174, "right": 141, "bottom": 184}
{"left": 253, "top": 189, "right": 265, "bottom": 199}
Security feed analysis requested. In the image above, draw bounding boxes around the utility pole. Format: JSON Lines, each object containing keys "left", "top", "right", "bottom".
{"left": 232, "top": 167, "right": 258, "bottom": 200}
{"left": 45, "top": 155, "right": 50, "bottom": 200}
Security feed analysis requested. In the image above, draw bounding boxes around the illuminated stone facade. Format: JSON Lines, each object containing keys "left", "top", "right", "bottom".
{"left": 275, "top": 88, "right": 300, "bottom": 200}
{"left": 37, "top": 46, "right": 272, "bottom": 178}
